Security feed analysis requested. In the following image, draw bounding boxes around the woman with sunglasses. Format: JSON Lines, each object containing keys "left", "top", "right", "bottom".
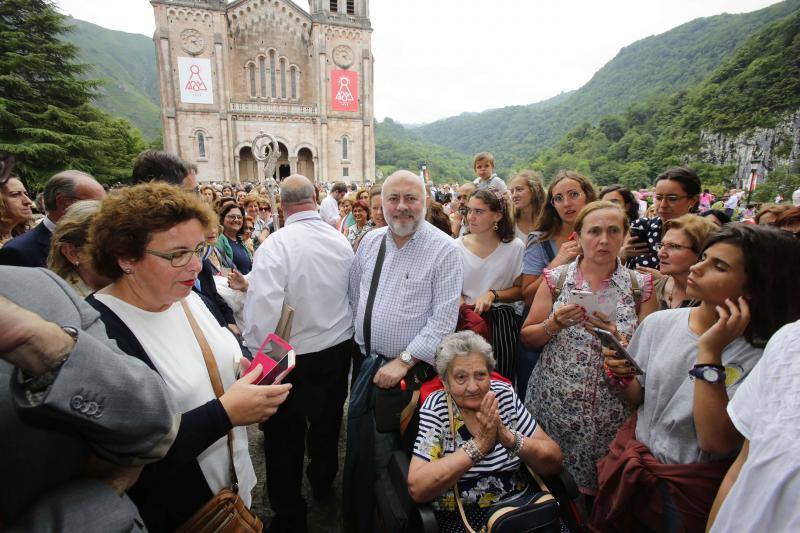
{"left": 622, "top": 166, "right": 701, "bottom": 270}
{"left": 593, "top": 224, "right": 800, "bottom": 531}
{"left": 217, "top": 203, "right": 252, "bottom": 274}
{"left": 84, "top": 183, "right": 291, "bottom": 531}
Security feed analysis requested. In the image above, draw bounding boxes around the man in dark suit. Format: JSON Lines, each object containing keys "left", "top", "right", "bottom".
{"left": 0, "top": 170, "right": 106, "bottom": 267}
{"left": 0, "top": 266, "right": 179, "bottom": 531}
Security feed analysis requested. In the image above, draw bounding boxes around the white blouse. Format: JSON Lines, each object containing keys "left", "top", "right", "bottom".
{"left": 456, "top": 237, "right": 524, "bottom": 310}
{"left": 93, "top": 291, "right": 256, "bottom": 505}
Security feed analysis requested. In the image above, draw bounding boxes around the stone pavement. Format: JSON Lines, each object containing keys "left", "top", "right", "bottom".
{"left": 247, "top": 416, "right": 348, "bottom": 533}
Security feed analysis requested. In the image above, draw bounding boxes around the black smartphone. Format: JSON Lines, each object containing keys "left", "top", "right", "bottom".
{"left": 592, "top": 327, "right": 644, "bottom": 375}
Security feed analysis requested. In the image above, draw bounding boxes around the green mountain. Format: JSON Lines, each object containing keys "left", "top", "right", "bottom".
{"left": 62, "top": 17, "right": 161, "bottom": 140}
{"left": 410, "top": 0, "right": 800, "bottom": 174}
{"left": 528, "top": 9, "right": 800, "bottom": 195}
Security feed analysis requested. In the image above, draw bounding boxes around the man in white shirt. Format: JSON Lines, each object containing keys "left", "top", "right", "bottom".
{"left": 318, "top": 181, "right": 347, "bottom": 226}
{"left": 343, "top": 170, "right": 462, "bottom": 532}
{"left": 708, "top": 320, "right": 800, "bottom": 532}
{"left": 724, "top": 191, "right": 740, "bottom": 217}
{"left": 792, "top": 187, "right": 800, "bottom": 206}
{"left": 243, "top": 174, "right": 354, "bottom": 533}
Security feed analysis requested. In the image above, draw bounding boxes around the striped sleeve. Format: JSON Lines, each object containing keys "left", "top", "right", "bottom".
{"left": 412, "top": 390, "right": 448, "bottom": 462}
{"left": 494, "top": 381, "right": 537, "bottom": 437}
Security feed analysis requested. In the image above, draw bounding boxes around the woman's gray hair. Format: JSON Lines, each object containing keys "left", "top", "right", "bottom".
{"left": 435, "top": 331, "right": 495, "bottom": 382}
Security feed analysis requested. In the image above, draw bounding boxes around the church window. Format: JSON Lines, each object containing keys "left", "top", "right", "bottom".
{"left": 280, "top": 59, "right": 286, "bottom": 99}
{"left": 269, "top": 51, "right": 277, "bottom": 97}
{"left": 290, "top": 67, "right": 297, "bottom": 99}
{"left": 259, "top": 57, "right": 267, "bottom": 97}
{"left": 197, "top": 132, "right": 206, "bottom": 159}
{"left": 329, "top": 0, "right": 338, "bottom": 12}
{"left": 341, "top": 136, "right": 348, "bottom": 160}
{"left": 248, "top": 65, "right": 256, "bottom": 97}
{"left": 346, "top": 0, "right": 355, "bottom": 14}
{"left": 342, "top": 167, "right": 349, "bottom": 178}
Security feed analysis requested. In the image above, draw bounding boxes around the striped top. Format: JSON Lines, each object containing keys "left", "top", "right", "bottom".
{"left": 413, "top": 380, "right": 537, "bottom": 479}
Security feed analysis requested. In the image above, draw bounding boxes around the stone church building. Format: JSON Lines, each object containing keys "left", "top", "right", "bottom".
{"left": 151, "top": 0, "right": 375, "bottom": 184}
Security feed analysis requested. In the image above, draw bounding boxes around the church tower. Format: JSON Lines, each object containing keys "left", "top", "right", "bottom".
{"left": 151, "top": 0, "right": 374, "bottom": 184}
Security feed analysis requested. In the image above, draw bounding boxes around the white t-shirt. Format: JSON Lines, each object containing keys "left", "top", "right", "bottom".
{"left": 319, "top": 194, "right": 340, "bottom": 226}
{"left": 630, "top": 308, "right": 762, "bottom": 464}
{"left": 473, "top": 175, "right": 508, "bottom": 194}
{"left": 93, "top": 292, "right": 256, "bottom": 505}
{"left": 711, "top": 321, "right": 800, "bottom": 532}
{"left": 724, "top": 194, "right": 740, "bottom": 209}
{"left": 456, "top": 237, "right": 523, "bottom": 311}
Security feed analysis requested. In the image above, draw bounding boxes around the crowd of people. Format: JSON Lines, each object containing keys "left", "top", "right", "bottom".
{"left": 1, "top": 147, "right": 800, "bottom": 533}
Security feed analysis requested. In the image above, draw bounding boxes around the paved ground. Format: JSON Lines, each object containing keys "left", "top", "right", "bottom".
{"left": 247, "top": 417, "right": 348, "bottom": 533}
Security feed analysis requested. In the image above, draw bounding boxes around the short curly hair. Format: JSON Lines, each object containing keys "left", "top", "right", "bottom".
{"left": 88, "top": 182, "right": 216, "bottom": 281}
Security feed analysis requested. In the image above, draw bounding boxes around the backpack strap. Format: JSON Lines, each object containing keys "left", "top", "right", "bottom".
{"left": 552, "top": 267, "right": 569, "bottom": 301}
{"left": 628, "top": 269, "right": 642, "bottom": 315}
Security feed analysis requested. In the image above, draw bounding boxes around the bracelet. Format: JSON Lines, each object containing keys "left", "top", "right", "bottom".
{"left": 542, "top": 319, "right": 557, "bottom": 338}
{"left": 507, "top": 430, "right": 524, "bottom": 459}
{"left": 462, "top": 438, "right": 486, "bottom": 463}
{"left": 490, "top": 289, "right": 499, "bottom": 301}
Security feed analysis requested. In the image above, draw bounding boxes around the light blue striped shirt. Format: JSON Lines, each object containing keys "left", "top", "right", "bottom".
{"left": 349, "top": 221, "right": 462, "bottom": 364}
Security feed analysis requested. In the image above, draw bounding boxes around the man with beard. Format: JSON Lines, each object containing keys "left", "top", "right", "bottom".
{"left": 342, "top": 170, "right": 462, "bottom": 532}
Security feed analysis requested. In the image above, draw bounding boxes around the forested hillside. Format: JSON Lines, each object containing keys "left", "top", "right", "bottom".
{"left": 527, "top": 10, "right": 800, "bottom": 195}
{"left": 409, "top": 0, "right": 800, "bottom": 175}
{"left": 63, "top": 18, "right": 161, "bottom": 140}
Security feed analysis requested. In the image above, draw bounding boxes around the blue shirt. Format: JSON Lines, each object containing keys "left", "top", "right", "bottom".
{"left": 522, "top": 232, "right": 559, "bottom": 276}
{"left": 229, "top": 240, "right": 252, "bottom": 274}
{"left": 349, "top": 221, "right": 462, "bottom": 364}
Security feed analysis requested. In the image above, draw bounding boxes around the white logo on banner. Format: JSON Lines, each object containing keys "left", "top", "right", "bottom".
{"left": 178, "top": 57, "right": 214, "bottom": 104}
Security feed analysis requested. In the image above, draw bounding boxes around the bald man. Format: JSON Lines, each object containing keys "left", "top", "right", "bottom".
{"left": 343, "top": 170, "right": 462, "bottom": 532}
{"left": 243, "top": 174, "right": 354, "bottom": 533}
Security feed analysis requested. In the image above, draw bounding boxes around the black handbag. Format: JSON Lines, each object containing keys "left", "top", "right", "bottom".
{"left": 446, "top": 394, "right": 562, "bottom": 533}
{"left": 373, "top": 361, "right": 435, "bottom": 433}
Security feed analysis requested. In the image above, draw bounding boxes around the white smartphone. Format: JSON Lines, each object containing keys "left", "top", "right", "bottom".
{"left": 567, "top": 291, "right": 616, "bottom": 319}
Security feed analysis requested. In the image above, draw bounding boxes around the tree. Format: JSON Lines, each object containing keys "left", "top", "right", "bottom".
{"left": 0, "top": 0, "right": 144, "bottom": 186}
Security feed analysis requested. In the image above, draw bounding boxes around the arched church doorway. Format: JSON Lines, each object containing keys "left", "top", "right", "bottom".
{"left": 297, "top": 147, "right": 315, "bottom": 181}
{"left": 238, "top": 146, "right": 257, "bottom": 183}
{"left": 276, "top": 143, "right": 290, "bottom": 181}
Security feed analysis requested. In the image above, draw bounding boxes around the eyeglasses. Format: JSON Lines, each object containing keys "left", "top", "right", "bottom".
{"left": 654, "top": 194, "right": 689, "bottom": 204}
{"left": 551, "top": 190, "right": 583, "bottom": 205}
{"left": 654, "top": 242, "right": 694, "bottom": 253}
{"left": 258, "top": 207, "right": 272, "bottom": 212}
{"left": 225, "top": 214, "right": 243, "bottom": 221}
{"left": 145, "top": 244, "right": 209, "bottom": 267}
{"left": 244, "top": 227, "right": 254, "bottom": 232}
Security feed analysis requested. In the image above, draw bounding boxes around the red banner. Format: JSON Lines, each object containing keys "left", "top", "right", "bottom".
{"left": 331, "top": 69, "right": 358, "bottom": 112}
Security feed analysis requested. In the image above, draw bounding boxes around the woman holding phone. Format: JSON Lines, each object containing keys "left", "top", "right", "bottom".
{"left": 521, "top": 201, "right": 658, "bottom": 498}
{"left": 85, "top": 183, "right": 291, "bottom": 531}
{"left": 622, "top": 166, "right": 701, "bottom": 270}
{"left": 593, "top": 224, "right": 800, "bottom": 531}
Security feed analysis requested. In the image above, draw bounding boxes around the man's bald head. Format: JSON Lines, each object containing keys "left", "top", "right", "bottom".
{"left": 383, "top": 170, "right": 425, "bottom": 198}
{"left": 280, "top": 174, "right": 317, "bottom": 215}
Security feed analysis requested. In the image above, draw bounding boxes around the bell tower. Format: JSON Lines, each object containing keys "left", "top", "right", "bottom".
{"left": 309, "top": 0, "right": 370, "bottom": 28}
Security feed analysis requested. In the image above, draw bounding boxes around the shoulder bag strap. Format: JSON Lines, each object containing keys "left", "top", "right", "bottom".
{"left": 627, "top": 270, "right": 642, "bottom": 315}
{"left": 553, "top": 267, "right": 569, "bottom": 301}
{"left": 181, "top": 299, "right": 240, "bottom": 493}
{"left": 362, "top": 233, "right": 388, "bottom": 359}
{"left": 541, "top": 239, "right": 556, "bottom": 263}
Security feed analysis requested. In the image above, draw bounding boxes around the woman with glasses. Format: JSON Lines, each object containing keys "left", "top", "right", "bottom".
{"left": 0, "top": 174, "right": 33, "bottom": 247}
{"left": 652, "top": 214, "right": 718, "bottom": 310}
{"left": 253, "top": 197, "right": 272, "bottom": 246}
{"left": 521, "top": 201, "right": 658, "bottom": 500}
{"left": 622, "top": 166, "right": 701, "bottom": 270}
{"left": 521, "top": 170, "right": 597, "bottom": 308}
{"left": 84, "top": 183, "right": 291, "bottom": 531}
{"left": 216, "top": 203, "right": 252, "bottom": 274}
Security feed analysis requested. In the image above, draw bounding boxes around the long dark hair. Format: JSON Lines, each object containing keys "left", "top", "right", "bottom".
{"left": 599, "top": 184, "right": 640, "bottom": 223}
{"left": 702, "top": 224, "right": 800, "bottom": 347}
{"left": 469, "top": 188, "right": 515, "bottom": 243}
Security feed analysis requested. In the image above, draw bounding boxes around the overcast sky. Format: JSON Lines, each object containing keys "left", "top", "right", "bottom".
{"left": 55, "top": 0, "right": 781, "bottom": 124}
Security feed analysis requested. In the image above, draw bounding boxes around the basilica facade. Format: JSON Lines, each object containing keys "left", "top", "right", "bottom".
{"left": 151, "top": 0, "right": 375, "bottom": 184}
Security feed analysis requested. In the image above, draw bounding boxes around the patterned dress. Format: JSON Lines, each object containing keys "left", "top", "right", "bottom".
{"left": 524, "top": 258, "right": 652, "bottom": 492}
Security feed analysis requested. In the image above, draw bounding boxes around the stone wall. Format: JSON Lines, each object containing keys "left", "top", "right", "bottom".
{"left": 699, "top": 111, "right": 800, "bottom": 186}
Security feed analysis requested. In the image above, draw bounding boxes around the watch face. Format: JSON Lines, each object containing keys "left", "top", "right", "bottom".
{"left": 702, "top": 368, "right": 720, "bottom": 382}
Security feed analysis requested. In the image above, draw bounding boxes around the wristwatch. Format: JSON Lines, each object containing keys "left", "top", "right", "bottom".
{"left": 19, "top": 325, "right": 78, "bottom": 392}
{"left": 689, "top": 364, "right": 726, "bottom": 384}
{"left": 399, "top": 350, "right": 414, "bottom": 366}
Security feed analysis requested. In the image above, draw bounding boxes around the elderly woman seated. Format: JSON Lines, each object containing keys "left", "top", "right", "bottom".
{"left": 407, "top": 331, "right": 562, "bottom": 532}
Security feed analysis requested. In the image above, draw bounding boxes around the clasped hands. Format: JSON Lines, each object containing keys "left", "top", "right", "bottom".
{"left": 472, "top": 392, "right": 516, "bottom": 454}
